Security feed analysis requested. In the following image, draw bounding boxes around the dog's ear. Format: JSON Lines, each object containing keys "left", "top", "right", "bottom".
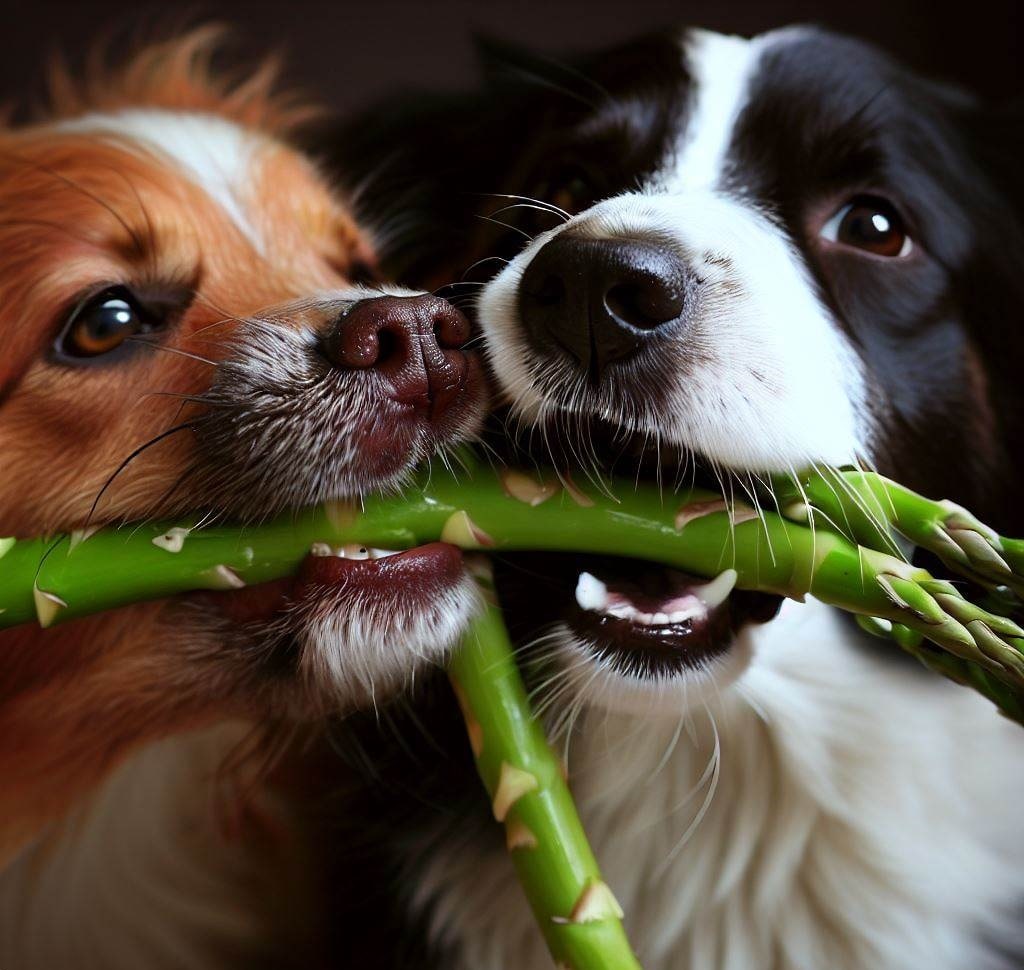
{"left": 44, "top": 25, "right": 317, "bottom": 134}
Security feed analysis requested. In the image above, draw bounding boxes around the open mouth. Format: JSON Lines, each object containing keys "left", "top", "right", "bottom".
{"left": 482, "top": 411, "right": 785, "bottom": 682}
{"left": 568, "top": 557, "right": 782, "bottom": 677}
{"left": 496, "top": 551, "right": 781, "bottom": 681}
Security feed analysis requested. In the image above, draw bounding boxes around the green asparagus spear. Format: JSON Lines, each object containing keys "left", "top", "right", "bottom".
{"left": 774, "top": 468, "right": 1024, "bottom": 595}
{"left": 2, "top": 464, "right": 1024, "bottom": 720}
{"left": 451, "top": 563, "right": 641, "bottom": 970}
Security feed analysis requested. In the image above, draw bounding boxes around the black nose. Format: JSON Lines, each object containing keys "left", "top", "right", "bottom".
{"left": 518, "top": 237, "right": 691, "bottom": 381}
{"left": 322, "top": 295, "right": 472, "bottom": 420}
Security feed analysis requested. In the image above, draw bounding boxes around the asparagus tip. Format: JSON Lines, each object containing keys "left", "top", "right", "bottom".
{"left": 492, "top": 762, "right": 539, "bottom": 822}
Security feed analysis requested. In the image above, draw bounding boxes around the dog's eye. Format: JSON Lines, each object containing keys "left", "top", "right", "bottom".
{"left": 819, "top": 196, "right": 912, "bottom": 258}
{"left": 57, "top": 286, "right": 157, "bottom": 359}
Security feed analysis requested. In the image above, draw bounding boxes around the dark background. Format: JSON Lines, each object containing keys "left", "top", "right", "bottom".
{"left": 1, "top": 0, "right": 1021, "bottom": 117}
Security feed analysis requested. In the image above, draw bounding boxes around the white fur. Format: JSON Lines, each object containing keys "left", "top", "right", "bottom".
{"left": 57, "top": 110, "right": 267, "bottom": 250}
{"left": 479, "top": 28, "right": 873, "bottom": 473}
{"left": 416, "top": 601, "right": 1024, "bottom": 970}
{"left": 466, "top": 25, "right": 1024, "bottom": 969}
{"left": 0, "top": 724, "right": 314, "bottom": 970}
{"left": 662, "top": 29, "right": 763, "bottom": 192}
{"left": 295, "top": 572, "right": 482, "bottom": 706}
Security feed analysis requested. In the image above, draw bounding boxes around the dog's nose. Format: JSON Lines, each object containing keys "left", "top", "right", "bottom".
{"left": 323, "top": 295, "right": 472, "bottom": 420}
{"left": 518, "top": 237, "right": 691, "bottom": 380}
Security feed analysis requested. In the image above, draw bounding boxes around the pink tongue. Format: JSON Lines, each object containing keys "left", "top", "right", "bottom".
{"left": 605, "top": 590, "right": 703, "bottom": 614}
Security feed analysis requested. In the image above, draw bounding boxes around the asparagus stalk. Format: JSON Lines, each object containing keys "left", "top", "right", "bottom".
{"left": 2, "top": 465, "right": 1023, "bottom": 720}
{"left": 451, "top": 562, "right": 641, "bottom": 970}
{"left": 774, "top": 468, "right": 1024, "bottom": 595}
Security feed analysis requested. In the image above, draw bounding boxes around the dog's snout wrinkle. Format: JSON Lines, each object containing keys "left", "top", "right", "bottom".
{"left": 519, "top": 237, "right": 692, "bottom": 382}
{"left": 322, "top": 295, "right": 472, "bottom": 419}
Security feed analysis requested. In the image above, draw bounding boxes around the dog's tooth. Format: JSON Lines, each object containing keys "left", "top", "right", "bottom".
{"left": 651, "top": 612, "right": 671, "bottom": 625}
{"left": 575, "top": 572, "right": 609, "bottom": 611}
{"left": 310, "top": 542, "right": 333, "bottom": 558}
{"left": 668, "top": 606, "right": 703, "bottom": 624}
{"left": 340, "top": 543, "right": 370, "bottom": 560}
{"left": 694, "top": 568, "right": 738, "bottom": 610}
{"left": 606, "top": 603, "right": 635, "bottom": 621}
{"left": 368, "top": 547, "right": 399, "bottom": 560}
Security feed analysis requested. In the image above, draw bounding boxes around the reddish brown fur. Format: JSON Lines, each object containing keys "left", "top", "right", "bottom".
{"left": 46, "top": 25, "right": 319, "bottom": 134}
{"left": 0, "top": 33, "right": 371, "bottom": 862}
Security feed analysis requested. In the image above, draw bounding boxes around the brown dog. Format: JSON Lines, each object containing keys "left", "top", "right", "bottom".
{"left": 0, "top": 30, "right": 485, "bottom": 967}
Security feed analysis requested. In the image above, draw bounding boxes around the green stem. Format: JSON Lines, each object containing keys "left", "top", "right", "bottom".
{"left": 450, "top": 566, "right": 642, "bottom": 970}
{"left": 2, "top": 464, "right": 1023, "bottom": 720}
{"left": 774, "top": 468, "right": 1024, "bottom": 595}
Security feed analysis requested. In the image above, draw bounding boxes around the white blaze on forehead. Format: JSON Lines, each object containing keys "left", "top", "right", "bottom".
{"left": 665, "top": 26, "right": 812, "bottom": 193}
{"left": 666, "top": 29, "right": 763, "bottom": 192}
{"left": 55, "top": 110, "right": 266, "bottom": 251}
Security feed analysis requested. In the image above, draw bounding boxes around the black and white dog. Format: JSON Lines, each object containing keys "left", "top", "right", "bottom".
{"left": 330, "top": 26, "right": 1024, "bottom": 970}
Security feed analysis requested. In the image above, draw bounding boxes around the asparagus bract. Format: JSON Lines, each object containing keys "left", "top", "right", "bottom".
{"left": 1, "top": 464, "right": 1023, "bottom": 720}
{"left": 774, "top": 468, "right": 1024, "bottom": 595}
{"left": 451, "top": 564, "right": 642, "bottom": 970}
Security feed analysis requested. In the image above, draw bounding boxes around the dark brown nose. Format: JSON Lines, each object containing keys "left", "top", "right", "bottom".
{"left": 322, "top": 295, "right": 472, "bottom": 420}
{"left": 518, "top": 237, "right": 693, "bottom": 382}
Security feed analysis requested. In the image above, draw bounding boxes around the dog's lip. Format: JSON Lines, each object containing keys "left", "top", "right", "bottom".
{"left": 195, "top": 542, "right": 465, "bottom": 625}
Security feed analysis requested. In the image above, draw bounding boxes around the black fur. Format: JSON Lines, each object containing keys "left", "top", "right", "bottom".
{"left": 318, "top": 26, "right": 1024, "bottom": 967}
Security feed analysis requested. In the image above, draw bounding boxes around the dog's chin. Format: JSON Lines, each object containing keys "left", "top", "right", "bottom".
{"left": 553, "top": 625, "right": 757, "bottom": 717}
{"left": 290, "top": 548, "right": 481, "bottom": 709}
{"left": 192, "top": 541, "right": 481, "bottom": 715}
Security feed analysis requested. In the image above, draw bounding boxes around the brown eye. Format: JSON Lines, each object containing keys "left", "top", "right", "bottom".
{"left": 820, "top": 196, "right": 912, "bottom": 258}
{"left": 57, "top": 286, "right": 152, "bottom": 359}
